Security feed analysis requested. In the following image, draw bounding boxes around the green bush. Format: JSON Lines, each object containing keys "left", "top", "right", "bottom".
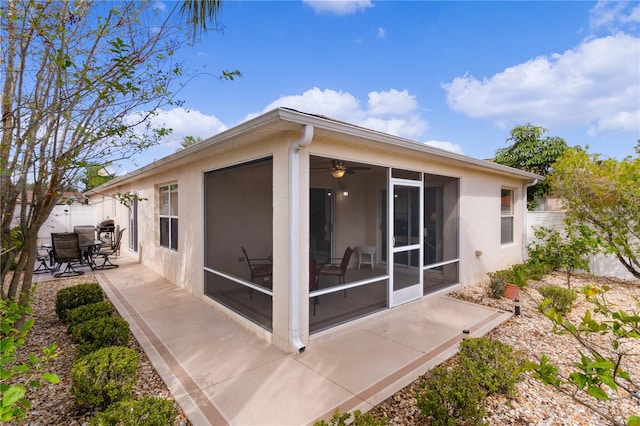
{"left": 314, "top": 409, "right": 390, "bottom": 426}
{"left": 416, "top": 363, "right": 487, "bottom": 426}
{"left": 416, "top": 337, "right": 522, "bottom": 425}
{"left": 88, "top": 396, "right": 177, "bottom": 426}
{"left": 524, "top": 260, "right": 553, "bottom": 280}
{"left": 487, "top": 269, "right": 511, "bottom": 299}
{"left": 66, "top": 301, "right": 114, "bottom": 334}
{"left": 71, "top": 317, "right": 130, "bottom": 356}
{"left": 70, "top": 346, "right": 138, "bottom": 408}
{"left": 538, "top": 285, "right": 577, "bottom": 315}
{"left": 458, "top": 337, "right": 520, "bottom": 396}
{"left": 55, "top": 283, "right": 104, "bottom": 323}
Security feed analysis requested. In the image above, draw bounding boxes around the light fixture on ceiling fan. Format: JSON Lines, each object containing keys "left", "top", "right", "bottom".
{"left": 330, "top": 161, "right": 348, "bottom": 178}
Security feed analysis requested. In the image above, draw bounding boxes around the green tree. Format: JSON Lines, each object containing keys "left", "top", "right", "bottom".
{"left": 80, "top": 165, "right": 114, "bottom": 192}
{"left": 494, "top": 124, "right": 569, "bottom": 209}
{"left": 0, "top": 0, "right": 232, "bottom": 309}
{"left": 524, "top": 284, "right": 640, "bottom": 426}
{"left": 180, "top": 0, "right": 222, "bottom": 40}
{"left": 550, "top": 147, "right": 640, "bottom": 280}
{"left": 527, "top": 224, "right": 600, "bottom": 288}
{"left": 176, "top": 135, "right": 204, "bottom": 151}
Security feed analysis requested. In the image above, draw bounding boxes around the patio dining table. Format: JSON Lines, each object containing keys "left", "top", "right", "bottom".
{"left": 80, "top": 240, "right": 103, "bottom": 270}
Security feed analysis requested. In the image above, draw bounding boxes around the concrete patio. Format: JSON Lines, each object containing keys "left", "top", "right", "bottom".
{"left": 93, "top": 254, "right": 512, "bottom": 425}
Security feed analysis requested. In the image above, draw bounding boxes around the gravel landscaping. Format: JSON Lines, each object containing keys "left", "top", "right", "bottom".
{"left": 7, "top": 271, "right": 640, "bottom": 425}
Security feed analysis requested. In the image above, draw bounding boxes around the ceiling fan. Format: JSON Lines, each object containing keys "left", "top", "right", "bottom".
{"left": 313, "top": 159, "right": 371, "bottom": 179}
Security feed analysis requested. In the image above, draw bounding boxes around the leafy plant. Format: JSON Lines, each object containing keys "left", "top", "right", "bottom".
{"left": 88, "top": 396, "right": 177, "bottom": 426}
{"left": 416, "top": 363, "right": 487, "bottom": 426}
{"left": 458, "top": 338, "right": 521, "bottom": 396}
{"left": 493, "top": 123, "right": 569, "bottom": 209}
{"left": 416, "top": 337, "right": 522, "bottom": 425}
{"left": 550, "top": 147, "right": 640, "bottom": 280}
{"left": 71, "top": 317, "right": 130, "bottom": 357}
{"left": 0, "top": 296, "right": 60, "bottom": 422}
{"left": 523, "top": 284, "right": 640, "bottom": 426}
{"left": 55, "top": 283, "right": 104, "bottom": 323}
{"left": 70, "top": 346, "right": 138, "bottom": 408}
{"left": 527, "top": 224, "right": 599, "bottom": 288}
{"left": 487, "top": 269, "right": 512, "bottom": 299}
{"left": 537, "top": 285, "right": 577, "bottom": 315}
{"left": 66, "top": 301, "right": 114, "bottom": 334}
{"left": 314, "top": 408, "right": 390, "bottom": 426}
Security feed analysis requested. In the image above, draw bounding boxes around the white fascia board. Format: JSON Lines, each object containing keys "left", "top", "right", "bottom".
{"left": 276, "top": 108, "right": 544, "bottom": 182}
{"left": 86, "top": 108, "right": 542, "bottom": 196}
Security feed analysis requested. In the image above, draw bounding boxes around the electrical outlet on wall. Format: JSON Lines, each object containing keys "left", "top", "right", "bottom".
{"left": 238, "top": 257, "right": 245, "bottom": 262}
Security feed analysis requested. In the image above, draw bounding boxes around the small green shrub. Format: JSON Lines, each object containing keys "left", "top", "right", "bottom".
{"left": 314, "top": 409, "right": 390, "bottom": 426}
{"left": 71, "top": 317, "right": 130, "bottom": 356}
{"left": 538, "top": 285, "right": 577, "bottom": 315}
{"left": 458, "top": 337, "right": 520, "bottom": 396}
{"left": 487, "top": 269, "right": 511, "bottom": 299}
{"left": 66, "top": 301, "right": 113, "bottom": 334}
{"left": 416, "top": 363, "right": 487, "bottom": 426}
{"left": 88, "top": 396, "right": 177, "bottom": 426}
{"left": 524, "top": 260, "right": 553, "bottom": 280}
{"left": 55, "top": 283, "right": 104, "bottom": 323}
{"left": 416, "top": 337, "right": 522, "bottom": 425}
{"left": 70, "top": 346, "right": 138, "bottom": 408}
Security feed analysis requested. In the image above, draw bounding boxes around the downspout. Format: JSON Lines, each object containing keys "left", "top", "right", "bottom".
{"left": 523, "top": 179, "right": 539, "bottom": 260}
{"left": 288, "top": 124, "right": 314, "bottom": 353}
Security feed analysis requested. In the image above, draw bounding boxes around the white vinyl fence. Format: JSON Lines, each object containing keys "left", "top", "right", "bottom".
{"left": 527, "top": 211, "right": 636, "bottom": 281}
{"left": 37, "top": 205, "right": 98, "bottom": 246}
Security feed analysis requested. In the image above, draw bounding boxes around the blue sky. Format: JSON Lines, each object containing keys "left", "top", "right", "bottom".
{"left": 126, "top": 0, "right": 639, "bottom": 172}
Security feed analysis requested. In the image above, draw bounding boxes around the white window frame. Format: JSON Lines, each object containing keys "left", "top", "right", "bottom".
{"left": 159, "top": 183, "right": 178, "bottom": 251}
{"left": 500, "top": 187, "right": 514, "bottom": 245}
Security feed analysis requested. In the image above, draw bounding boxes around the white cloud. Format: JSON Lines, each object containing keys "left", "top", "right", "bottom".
{"left": 423, "top": 140, "right": 465, "bottom": 155}
{"left": 443, "top": 33, "right": 640, "bottom": 136}
{"left": 153, "top": 1, "right": 166, "bottom": 12}
{"left": 129, "top": 107, "right": 227, "bottom": 148}
{"left": 247, "top": 87, "right": 429, "bottom": 139}
{"left": 377, "top": 27, "right": 386, "bottom": 39}
{"left": 590, "top": 1, "right": 640, "bottom": 31}
{"left": 302, "top": 0, "right": 373, "bottom": 16}
{"left": 368, "top": 89, "right": 417, "bottom": 116}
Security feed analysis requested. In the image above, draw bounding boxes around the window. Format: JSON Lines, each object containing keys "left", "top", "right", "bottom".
{"left": 159, "top": 184, "right": 178, "bottom": 250}
{"left": 500, "top": 188, "right": 514, "bottom": 244}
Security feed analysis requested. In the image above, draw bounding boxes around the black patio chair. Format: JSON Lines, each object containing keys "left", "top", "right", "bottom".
{"left": 51, "top": 233, "right": 84, "bottom": 278}
{"left": 33, "top": 246, "right": 53, "bottom": 274}
{"left": 92, "top": 228, "right": 125, "bottom": 270}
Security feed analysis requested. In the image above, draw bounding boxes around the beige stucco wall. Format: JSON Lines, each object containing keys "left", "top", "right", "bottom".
{"left": 95, "top": 125, "right": 532, "bottom": 352}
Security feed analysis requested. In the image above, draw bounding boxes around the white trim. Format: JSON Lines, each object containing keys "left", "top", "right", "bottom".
{"left": 203, "top": 267, "right": 273, "bottom": 297}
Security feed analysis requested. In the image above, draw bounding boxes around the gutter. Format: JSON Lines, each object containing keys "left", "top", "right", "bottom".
{"left": 522, "top": 179, "right": 539, "bottom": 260}
{"left": 288, "top": 124, "right": 314, "bottom": 353}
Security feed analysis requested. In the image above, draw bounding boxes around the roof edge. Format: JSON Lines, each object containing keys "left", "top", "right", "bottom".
{"left": 86, "top": 107, "right": 542, "bottom": 195}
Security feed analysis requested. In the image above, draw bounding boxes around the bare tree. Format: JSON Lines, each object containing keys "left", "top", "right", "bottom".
{"left": 0, "top": 0, "right": 227, "bottom": 308}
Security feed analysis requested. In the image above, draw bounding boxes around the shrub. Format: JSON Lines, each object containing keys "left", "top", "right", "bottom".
{"left": 88, "top": 396, "right": 177, "bottom": 426}
{"left": 416, "top": 337, "right": 522, "bottom": 425}
{"left": 524, "top": 260, "right": 553, "bottom": 280}
{"left": 70, "top": 346, "right": 138, "bottom": 408}
{"left": 487, "top": 269, "right": 511, "bottom": 299}
{"left": 71, "top": 317, "right": 130, "bottom": 356}
{"left": 416, "top": 363, "right": 487, "bottom": 426}
{"left": 314, "top": 409, "right": 390, "bottom": 426}
{"left": 458, "top": 337, "right": 520, "bottom": 396}
{"left": 55, "top": 283, "right": 104, "bottom": 323}
{"left": 527, "top": 225, "right": 599, "bottom": 288}
{"left": 537, "top": 285, "right": 577, "bottom": 315}
{"left": 66, "top": 301, "right": 113, "bottom": 334}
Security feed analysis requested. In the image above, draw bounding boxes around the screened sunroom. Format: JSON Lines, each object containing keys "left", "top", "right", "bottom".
{"left": 202, "top": 154, "right": 460, "bottom": 335}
